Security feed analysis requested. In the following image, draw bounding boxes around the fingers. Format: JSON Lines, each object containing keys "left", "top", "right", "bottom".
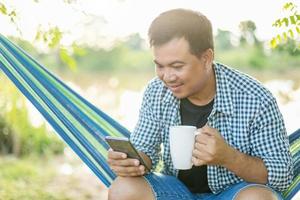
{"left": 107, "top": 150, "right": 140, "bottom": 167}
{"left": 117, "top": 172, "right": 143, "bottom": 177}
{"left": 195, "top": 131, "right": 211, "bottom": 144}
{"left": 107, "top": 149, "right": 145, "bottom": 177}
{"left": 194, "top": 142, "right": 208, "bottom": 152}
{"left": 196, "top": 125, "right": 223, "bottom": 145}
{"left": 192, "top": 145, "right": 211, "bottom": 158}
{"left": 107, "top": 149, "right": 140, "bottom": 166}
{"left": 192, "top": 143, "right": 213, "bottom": 166}
{"left": 108, "top": 157, "right": 140, "bottom": 167}
{"left": 201, "top": 124, "right": 213, "bottom": 132}
{"left": 112, "top": 165, "right": 146, "bottom": 177}
{"left": 192, "top": 156, "right": 206, "bottom": 166}
{"left": 194, "top": 136, "right": 216, "bottom": 157}
{"left": 192, "top": 149, "right": 213, "bottom": 166}
{"left": 108, "top": 148, "right": 127, "bottom": 160}
{"left": 192, "top": 148, "right": 207, "bottom": 166}
{"left": 201, "top": 124, "right": 220, "bottom": 137}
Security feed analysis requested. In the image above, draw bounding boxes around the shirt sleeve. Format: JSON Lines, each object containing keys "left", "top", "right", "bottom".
{"left": 250, "top": 97, "right": 293, "bottom": 192}
{"left": 130, "top": 84, "right": 162, "bottom": 171}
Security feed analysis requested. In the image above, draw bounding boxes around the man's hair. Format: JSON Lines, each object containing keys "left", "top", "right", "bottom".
{"left": 148, "top": 8, "right": 214, "bottom": 55}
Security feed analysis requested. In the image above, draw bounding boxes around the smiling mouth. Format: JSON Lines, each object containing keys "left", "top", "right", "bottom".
{"left": 168, "top": 84, "right": 183, "bottom": 91}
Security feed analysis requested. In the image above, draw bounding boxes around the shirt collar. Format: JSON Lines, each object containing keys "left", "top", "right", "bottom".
{"left": 212, "top": 62, "right": 234, "bottom": 116}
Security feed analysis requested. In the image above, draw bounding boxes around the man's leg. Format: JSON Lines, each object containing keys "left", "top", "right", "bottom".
{"left": 109, "top": 173, "right": 198, "bottom": 200}
{"left": 200, "top": 182, "right": 283, "bottom": 200}
{"left": 234, "top": 185, "right": 282, "bottom": 200}
{"left": 108, "top": 176, "right": 155, "bottom": 200}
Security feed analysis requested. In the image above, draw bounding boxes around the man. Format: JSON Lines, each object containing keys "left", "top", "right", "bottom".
{"left": 107, "top": 9, "right": 293, "bottom": 200}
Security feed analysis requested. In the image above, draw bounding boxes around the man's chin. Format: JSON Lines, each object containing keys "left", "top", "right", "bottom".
{"left": 172, "top": 92, "right": 187, "bottom": 99}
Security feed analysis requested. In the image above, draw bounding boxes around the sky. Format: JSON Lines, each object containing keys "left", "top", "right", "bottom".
{"left": 0, "top": 0, "right": 298, "bottom": 47}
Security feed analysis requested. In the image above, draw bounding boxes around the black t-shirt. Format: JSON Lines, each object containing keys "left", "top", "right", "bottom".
{"left": 178, "top": 98, "right": 214, "bottom": 194}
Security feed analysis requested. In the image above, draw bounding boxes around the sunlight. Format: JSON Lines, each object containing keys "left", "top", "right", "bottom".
{"left": 0, "top": 0, "right": 290, "bottom": 46}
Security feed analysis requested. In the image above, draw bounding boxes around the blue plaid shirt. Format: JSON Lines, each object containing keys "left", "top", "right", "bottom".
{"left": 131, "top": 63, "right": 293, "bottom": 193}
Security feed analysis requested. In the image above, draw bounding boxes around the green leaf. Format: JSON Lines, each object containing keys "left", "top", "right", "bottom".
{"left": 59, "top": 48, "right": 77, "bottom": 71}
{"left": 282, "top": 17, "right": 289, "bottom": 27}
{"left": 283, "top": 2, "right": 295, "bottom": 11}
{"left": 270, "top": 38, "right": 277, "bottom": 48}
{"left": 283, "top": 2, "right": 291, "bottom": 10}
{"left": 290, "top": 15, "right": 296, "bottom": 24}
{"left": 42, "top": 34, "right": 48, "bottom": 43}
{"left": 288, "top": 29, "right": 294, "bottom": 38}
{"left": 8, "top": 10, "right": 17, "bottom": 23}
{"left": 296, "top": 26, "right": 300, "bottom": 34}
{"left": 0, "top": 3, "right": 7, "bottom": 15}
{"left": 283, "top": 32, "right": 288, "bottom": 40}
{"left": 277, "top": 34, "right": 282, "bottom": 43}
{"left": 35, "top": 30, "right": 41, "bottom": 41}
{"left": 8, "top": 10, "right": 16, "bottom": 17}
{"left": 297, "top": 15, "right": 300, "bottom": 23}
{"left": 272, "top": 19, "right": 282, "bottom": 27}
{"left": 48, "top": 27, "right": 62, "bottom": 48}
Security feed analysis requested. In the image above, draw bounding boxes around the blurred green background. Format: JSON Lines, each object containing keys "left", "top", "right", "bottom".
{"left": 0, "top": 0, "right": 299, "bottom": 199}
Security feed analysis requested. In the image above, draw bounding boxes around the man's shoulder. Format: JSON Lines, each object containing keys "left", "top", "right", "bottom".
{"left": 143, "top": 77, "right": 169, "bottom": 98}
{"left": 148, "top": 77, "right": 164, "bottom": 88}
{"left": 216, "top": 63, "right": 275, "bottom": 102}
{"left": 143, "top": 77, "right": 176, "bottom": 104}
{"left": 144, "top": 77, "right": 165, "bottom": 94}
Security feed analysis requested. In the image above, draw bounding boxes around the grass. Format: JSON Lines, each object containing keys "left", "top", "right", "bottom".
{"left": 0, "top": 156, "right": 69, "bottom": 200}
{"left": 0, "top": 155, "right": 107, "bottom": 200}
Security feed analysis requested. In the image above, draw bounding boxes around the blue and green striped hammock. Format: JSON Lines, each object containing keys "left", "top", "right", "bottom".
{"left": 0, "top": 34, "right": 299, "bottom": 199}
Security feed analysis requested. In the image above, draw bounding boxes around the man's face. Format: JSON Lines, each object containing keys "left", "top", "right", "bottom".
{"left": 153, "top": 37, "right": 212, "bottom": 100}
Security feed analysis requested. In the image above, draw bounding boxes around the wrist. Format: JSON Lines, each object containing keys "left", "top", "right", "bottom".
{"left": 223, "top": 145, "right": 239, "bottom": 170}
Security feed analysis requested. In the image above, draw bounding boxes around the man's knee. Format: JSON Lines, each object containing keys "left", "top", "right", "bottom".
{"left": 234, "top": 185, "right": 280, "bottom": 200}
{"left": 108, "top": 176, "right": 154, "bottom": 200}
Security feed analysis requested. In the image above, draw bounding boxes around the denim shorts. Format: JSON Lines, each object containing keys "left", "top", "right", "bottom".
{"left": 143, "top": 172, "right": 283, "bottom": 200}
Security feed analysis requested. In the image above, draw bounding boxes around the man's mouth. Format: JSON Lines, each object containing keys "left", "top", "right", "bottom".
{"left": 168, "top": 84, "right": 183, "bottom": 92}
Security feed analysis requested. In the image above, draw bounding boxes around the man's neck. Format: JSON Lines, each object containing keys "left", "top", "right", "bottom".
{"left": 187, "top": 67, "right": 216, "bottom": 106}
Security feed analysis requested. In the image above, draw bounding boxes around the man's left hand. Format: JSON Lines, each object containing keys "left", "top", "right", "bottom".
{"left": 192, "top": 124, "right": 233, "bottom": 167}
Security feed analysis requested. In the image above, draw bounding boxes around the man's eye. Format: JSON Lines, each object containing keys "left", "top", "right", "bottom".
{"left": 173, "top": 65, "right": 183, "bottom": 69}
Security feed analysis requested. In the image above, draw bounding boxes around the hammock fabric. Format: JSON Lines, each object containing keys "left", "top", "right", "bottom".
{"left": 0, "top": 35, "right": 130, "bottom": 187}
{"left": 0, "top": 35, "right": 299, "bottom": 199}
{"left": 285, "top": 128, "right": 300, "bottom": 199}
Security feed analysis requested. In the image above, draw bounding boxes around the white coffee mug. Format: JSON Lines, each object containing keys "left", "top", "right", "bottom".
{"left": 169, "top": 125, "right": 197, "bottom": 170}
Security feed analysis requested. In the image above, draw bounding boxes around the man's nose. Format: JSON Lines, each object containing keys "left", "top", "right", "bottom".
{"left": 163, "top": 71, "right": 176, "bottom": 82}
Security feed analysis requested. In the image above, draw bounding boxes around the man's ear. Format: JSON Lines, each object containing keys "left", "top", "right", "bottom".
{"left": 202, "top": 48, "right": 214, "bottom": 67}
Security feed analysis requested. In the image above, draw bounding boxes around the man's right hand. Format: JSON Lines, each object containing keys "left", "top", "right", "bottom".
{"left": 107, "top": 149, "right": 146, "bottom": 177}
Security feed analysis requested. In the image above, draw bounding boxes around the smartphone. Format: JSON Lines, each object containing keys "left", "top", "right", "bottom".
{"left": 105, "top": 136, "right": 150, "bottom": 171}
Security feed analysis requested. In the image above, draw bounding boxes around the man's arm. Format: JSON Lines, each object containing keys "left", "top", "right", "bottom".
{"left": 130, "top": 82, "right": 162, "bottom": 171}
{"left": 193, "top": 97, "right": 293, "bottom": 191}
{"left": 223, "top": 146, "right": 268, "bottom": 184}
{"left": 248, "top": 98, "right": 293, "bottom": 190}
{"left": 193, "top": 125, "right": 268, "bottom": 184}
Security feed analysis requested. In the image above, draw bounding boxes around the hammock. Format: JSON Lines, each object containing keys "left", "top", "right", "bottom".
{"left": 285, "top": 128, "right": 300, "bottom": 199}
{"left": 0, "top": 35, "right": 299, "bottom": 199}
{"left": 0, "top": 34, "right": 130, "bottom": 187}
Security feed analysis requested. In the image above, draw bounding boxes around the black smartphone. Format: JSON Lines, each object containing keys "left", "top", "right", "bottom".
{"left": 105, "top": 136, "right": 150, "bottom": 171}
